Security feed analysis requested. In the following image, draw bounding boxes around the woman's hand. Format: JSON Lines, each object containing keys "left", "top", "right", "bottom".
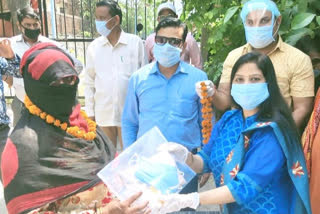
{"left": 156, "top": 192, "right": 200, "bottom": 214}
{"left": 102, "top": 192, "right": 150, "bottom": 214}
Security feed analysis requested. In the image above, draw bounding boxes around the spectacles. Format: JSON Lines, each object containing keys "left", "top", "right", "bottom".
{"left": 159, "top": 14, "right": 176, "bottom": 21}
{"left": 155, "top": 36, "right": 183, "bottom": 47}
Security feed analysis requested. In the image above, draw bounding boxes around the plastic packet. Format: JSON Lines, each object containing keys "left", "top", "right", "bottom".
{"left": 97, "top": 126, "right": 196, "bottom": 212}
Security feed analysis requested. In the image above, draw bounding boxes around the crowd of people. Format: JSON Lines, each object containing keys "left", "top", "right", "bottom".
{"left": 0, "top": 0, "right": 319, "bottom": 213}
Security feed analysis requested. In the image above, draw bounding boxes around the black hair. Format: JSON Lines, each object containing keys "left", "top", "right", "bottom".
{"left": 96, "top": 0, "right": 122, "bottom": 24}
{"left": 155, "top": 17, "right": 188, "bottom": 42}
{"left": 295, "top": 35, "right": 320, "bottom": 55}
{"left": 230, "top": 52, "right": 300, "bottom": 145}
{"left": 17, "top": 7, "right": 39, "bottom": 23}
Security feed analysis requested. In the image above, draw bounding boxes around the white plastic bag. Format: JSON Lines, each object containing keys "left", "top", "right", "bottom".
{"left": 97, "top": 126, "right": 196, "bottom": 213}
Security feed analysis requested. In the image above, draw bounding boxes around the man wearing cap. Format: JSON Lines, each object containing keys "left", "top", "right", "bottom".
{"left": 145, "top": 2, "right": 203, "bottom": 69}
{"left": 196, "top": 0, "right": 314, "bottom": 130}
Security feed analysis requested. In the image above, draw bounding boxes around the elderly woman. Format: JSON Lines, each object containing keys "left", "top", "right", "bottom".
{"left": 1, "top": 43, "right": 148, "bottom": 214}
{"left": 156, "top": 52, "right": 311, "bottom": 214}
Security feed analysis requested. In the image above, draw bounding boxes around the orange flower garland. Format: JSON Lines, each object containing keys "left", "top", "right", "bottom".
{"left": 200, "top": 82, "right": 213, "bottom": 144}
{"left": 24, "top": 96, "right": 97, "bottom": 141}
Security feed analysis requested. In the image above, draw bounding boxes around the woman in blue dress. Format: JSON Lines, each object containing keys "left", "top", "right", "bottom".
{"left": 157, "top": 52, "right": 311, "bottom": 214}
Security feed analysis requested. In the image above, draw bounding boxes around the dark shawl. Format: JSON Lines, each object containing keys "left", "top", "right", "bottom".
{"left": 1, "top": 43, "right": 115, "bottom": 214}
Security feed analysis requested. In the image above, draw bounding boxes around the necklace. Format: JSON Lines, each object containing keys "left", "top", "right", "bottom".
{"left": 24, "top": 96, "right": 96, "bottom": 141}
{"left": 200, "top": 82, "right": 213, "bottom": 144}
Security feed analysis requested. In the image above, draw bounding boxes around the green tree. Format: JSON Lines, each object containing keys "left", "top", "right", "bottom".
{"left": 182, "top": 0, "right": 320, "bottom": 82}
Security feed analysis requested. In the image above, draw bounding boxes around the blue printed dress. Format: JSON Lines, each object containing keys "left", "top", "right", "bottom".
{"left": 198, "top": 110, "right": 311, "bottom": 214}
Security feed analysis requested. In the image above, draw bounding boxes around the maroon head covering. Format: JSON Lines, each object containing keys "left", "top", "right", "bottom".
{"left": 1, "top": 43, "right": 115, "bottom": 214}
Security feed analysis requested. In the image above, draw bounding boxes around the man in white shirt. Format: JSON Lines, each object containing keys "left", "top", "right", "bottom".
{"left": 84, "top": 0, "right": 147, "bottom": 150}
{"left": 9, "top": 7, "right": 83, "bottom": 126}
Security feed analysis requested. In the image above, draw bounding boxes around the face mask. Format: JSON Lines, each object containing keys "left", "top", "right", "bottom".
{"left": 244, "top": 18, "right": 278, "bottom": 49}
{"left": 153, "top": 43, "right": 181, "bottom": 67}
{"left": 24, "top": 72, "right": 78, "bottom": 122}
{"left": 314, "top": 69, "right": 320, "bottom": 78}
{"left": 23, "top": 27, "right": 41, "bottom": 40}
{"left": 134, "top": 156, "right": 180, "bottom": 194}
{"left": 95, "top": 17, "right": 115, "bottom": 37}
{"left": 231, "top": 83, "right": 270, "bottom": 110}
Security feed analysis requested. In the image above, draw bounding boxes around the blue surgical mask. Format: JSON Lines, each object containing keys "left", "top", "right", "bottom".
{"left": 153, "top": 43, "right": 181, "bottom": 67}
{"left": 95, "top": 17, "right": 115, "bottom": 37}
{"left": 244, "top": 17, "right": 278, "bottom": 49}
{"left": 135, "top": 157, "right": 180, "bottom": 194}
{"left": 231, "top": 83, "right": 270, "bottom": 110}
{"left": 314, "top": 69, "right": 320, "bottom": 78}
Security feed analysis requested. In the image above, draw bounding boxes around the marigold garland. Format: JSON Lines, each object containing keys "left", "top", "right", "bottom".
{"left": 200, "top": 82, "right": 213, "bottom": 144}
{"left": 24, "top": 96, "right": 97, "bottom": 141}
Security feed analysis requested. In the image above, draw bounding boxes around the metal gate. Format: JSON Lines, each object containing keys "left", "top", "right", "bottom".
{"left": 0, "top": 0, "right": 165, "bottom": 65}
{"left": 37, "top": 0, "right": 160, "bottom": 65}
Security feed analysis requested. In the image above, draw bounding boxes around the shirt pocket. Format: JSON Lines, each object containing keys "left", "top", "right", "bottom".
{"left": 118, "top": 52, "right": 136, "bottom": 79}
{"left": 171, "top": 99, "right": 197, "bottom": 118}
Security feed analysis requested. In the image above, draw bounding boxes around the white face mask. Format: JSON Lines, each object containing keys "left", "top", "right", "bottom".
{"left": 244, "top": 17, "right": 279, "bottom": 49}
{"left": 95, "top": 17, "right": 115, "bottom": 37}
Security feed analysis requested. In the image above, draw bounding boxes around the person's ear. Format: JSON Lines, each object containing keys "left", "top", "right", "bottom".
{"left": 275, "top": 15, "right": 282, "bottom": 28}
{"left": 17, "top": 21, "right": 22, "bottom": 31}
{"left": 273, "top": 15, "right": 282, "bottom": 35}
{"left": 114, "top": 15, "right": 120, "bottom": 25}
{"left": 181, "top": 42, "right": 187, "bottom": 56}
{"left": 157, "top": 16, "right": 160, "bottom": 23}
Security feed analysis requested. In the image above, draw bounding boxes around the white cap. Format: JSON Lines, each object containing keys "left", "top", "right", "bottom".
{"left": 157, "top": 2, "right": 177, "bottom": 16}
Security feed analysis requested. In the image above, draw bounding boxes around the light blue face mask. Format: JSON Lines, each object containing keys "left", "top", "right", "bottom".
{"left": 135, "top": 157, "right": 180, "bottom": 194}
{"left": 241, "top": 0, "right": 281, "bottom": 49}
{"left": 153, "top": 43, "right": 181, "bottom": 68}
{"left": 95, "top": 17, "right": 115, "bottom": 37}
{"left": 231, "top": 83, "right": 270, "bottom": 110}
{"left": 244, "top": 23, "right": 276, "bottom": 49}
{"left": 314, "top": 69, "right": 320, "bottom": 78}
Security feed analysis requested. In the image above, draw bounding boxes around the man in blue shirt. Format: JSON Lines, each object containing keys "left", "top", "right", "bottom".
{"left": 122, "top": 17, "right": 207, "bottom": 151}
{"left": 0, "top": 39, "right": 20, "bottom": 152}
{"left": 122, "top": 18, "right": 207, "bottom": 197}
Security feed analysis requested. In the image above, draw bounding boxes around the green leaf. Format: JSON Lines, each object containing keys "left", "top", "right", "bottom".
{"left": 317, "top": 16, "right": 320, "bottom": 25}
{"left": 298, "top": 0, "right": 308, "bottom": 12}
{"left": 291, "top": 13, "right": 316, "bottom": 29}
{"left": 285, "top": 28, "right": 314, "bottom": 45}
{"left": 224, "top": 6, "right": 239, "bottom": 24}
{"left": 206, "top": 11, "right": 214, "bottom": 20}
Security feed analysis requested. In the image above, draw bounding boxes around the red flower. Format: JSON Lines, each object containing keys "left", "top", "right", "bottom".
{"left": 71, "top": 196, "right": 81, "bottom": 204}
{"left": 220, "top": 174, "right": 224, "bottom": 186}
{"left": 244, "top": 136, "right": 250, "bottom": 149}
{"left": 102, "top": 197, "right": 112, "bottom": 204}
{"left": 226, "top": 151, "right": 234, "bottom": 164}
{"left": 229, "top": 164, "right": 239, "bottom": 178}
{"left": 256, "top": 122, "right": 271, "bottom": 127}
{"left": 292, "top": 161, "right": 305, "bottom": 177}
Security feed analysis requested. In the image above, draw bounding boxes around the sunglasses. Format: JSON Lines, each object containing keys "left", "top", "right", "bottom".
{"left": 158, "top": 14, "right": 176, "bottom": 21}
{"left": 155, "top": 36, "right": 183, "bottom": 48}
